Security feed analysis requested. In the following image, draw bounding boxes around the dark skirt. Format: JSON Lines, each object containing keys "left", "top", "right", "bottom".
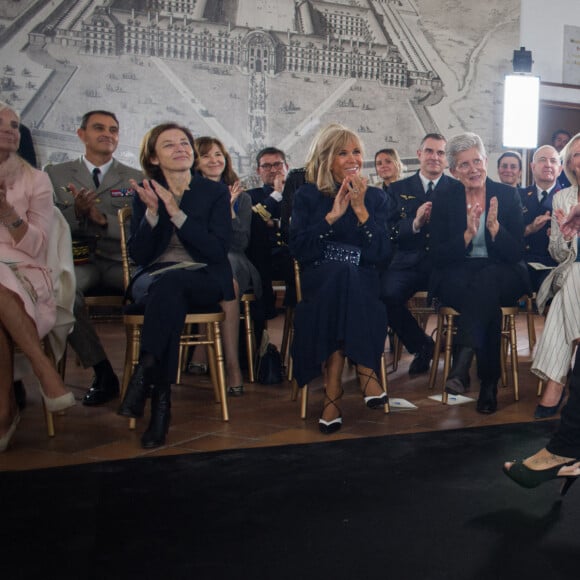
{"left": 291, "top": 261, "right": 387, "bottom": 387}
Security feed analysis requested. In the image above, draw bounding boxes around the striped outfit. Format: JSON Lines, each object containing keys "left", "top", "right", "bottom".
{"left": 532, "top": 185, "right": 580, "bottom": 384}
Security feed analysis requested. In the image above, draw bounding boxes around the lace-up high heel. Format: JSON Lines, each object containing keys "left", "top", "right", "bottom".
{"left": 319, "top": 389, "right": 343, "bottom": 435}
{"left": 357, "top": 366, "right": 387, "bottom": 409}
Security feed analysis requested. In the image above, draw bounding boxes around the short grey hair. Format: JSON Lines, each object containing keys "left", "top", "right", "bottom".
{"left": 446, "top": 132, "right": 487, "bottom": 171}
{"left": 532, "top": 145, "right": 560, "bottom": 164}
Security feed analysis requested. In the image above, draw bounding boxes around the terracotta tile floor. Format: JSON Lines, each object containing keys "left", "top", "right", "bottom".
{"left": 0, "top": 310, "right": 550, "bottom": 472}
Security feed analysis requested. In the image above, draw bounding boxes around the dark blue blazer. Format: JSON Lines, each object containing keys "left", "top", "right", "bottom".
{"left": 386, "top": 172, "right": 457, "bottom": 269}
{"left": 429, "top": 178, "right": 525, "bottom": 296}
{"left": 519, "top": 183, "right": 560, "bottom": 265}
{"left": 128, "top": 173, "right": 234, "bottom": 300}
{"left": 247, "top": 185, "right": 281, "bottom": 219}
{"left": 289, "top": 183, "right": 391, "bottom": 268}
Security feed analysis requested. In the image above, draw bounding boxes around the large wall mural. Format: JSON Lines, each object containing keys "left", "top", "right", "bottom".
{"left": 0, "top": 0, "right": 519, "bottom": 179}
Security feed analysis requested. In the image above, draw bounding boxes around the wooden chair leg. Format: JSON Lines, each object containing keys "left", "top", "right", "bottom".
{"left": 242, "top": 299, "right": 255, "bottom": 383}
{"left": 211, "top": 320, "right": 229, "bottom": 422}
{"left": 380, "top": 351, "right": 390, "bottom": 414}
{"left": 287, "top": 325, "right": 295, "bottom": 382}
{"left": 508, "top": 313, "right": 519, "bottom": 400}
{"left": 300, "top": 384, "right": 308, "bottom": 419}
{"left": 206, "top": 322, "right": 220, "bottom": 403}
{"left": 280, "top": 307, "right": 294, "bottom": 370}
{"left": 291, "top": 378, "right": 299, "bottom": 401}
{"left": 41, "top": 339, "right": 57, "bottom": 437}
{"left": 429, "top": 314, "right": 444, "bottom": 391}
{"left": 392, "top": 331, "right": 402, "bottom": 372}
{"left": 525, "top": 295, "right": 536, "bottom": 350}
{"left": 441, "top": 313, "right": 456, "bottom": 405}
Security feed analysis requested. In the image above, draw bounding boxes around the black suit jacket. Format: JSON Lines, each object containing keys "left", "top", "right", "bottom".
{"left": 129, "top": 173, "right": 234, "bottom": 301}
{"left": 429, "top": 178, "right": 526, "bottom": 297}
{"left": 386, "top": 172, "right": 456, "bottom": 270}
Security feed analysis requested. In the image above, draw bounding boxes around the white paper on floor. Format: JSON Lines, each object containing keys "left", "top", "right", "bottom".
{"left": 389, "top": 398, "right": 418, "bottom": 410}
{"left": 428, "top": 394, "right": 476, "bottom": 405}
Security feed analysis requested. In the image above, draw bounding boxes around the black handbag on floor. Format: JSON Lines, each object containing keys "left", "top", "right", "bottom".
{"left": 256, "top": 343, "right": 284, "bottom": 384}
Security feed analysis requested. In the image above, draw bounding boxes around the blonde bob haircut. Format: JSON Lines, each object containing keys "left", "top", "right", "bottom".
{"left": 561, "top": 132, "right": 580, "bottom": 187}
{"left": 305, "top": 125, "right": 364, "bottom": 196}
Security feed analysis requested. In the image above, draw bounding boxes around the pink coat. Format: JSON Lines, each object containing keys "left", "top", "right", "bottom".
{"left": 0, "top": 156, "right": 55, "bottom": 338}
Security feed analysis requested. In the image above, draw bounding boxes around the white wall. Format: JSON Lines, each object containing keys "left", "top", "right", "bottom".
{"left": 521, "top": 0, "right": 580, "bottom": 102}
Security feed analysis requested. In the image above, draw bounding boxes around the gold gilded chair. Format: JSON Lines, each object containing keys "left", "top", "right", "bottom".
{"left": 290, "top": 259, "right": 390, "bottom": 418}
{"left": 118, "top": 207, "right": 229, "bottom": 429}
{"left": 428, "top": 305, "right": 521, "bottom": 404}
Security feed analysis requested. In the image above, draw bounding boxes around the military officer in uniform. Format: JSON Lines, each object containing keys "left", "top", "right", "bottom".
{"left": 46, "top": 110, "right": 143, "bottom": 406}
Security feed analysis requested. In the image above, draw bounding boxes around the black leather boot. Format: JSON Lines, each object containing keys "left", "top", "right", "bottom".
{"left": 444, "top": 346, "right": 474, "bottom": 395}
{"left": 477, "top": 380, "right": 498, "bottom": 414}
{"left": 141, "top": 382, "right": 171, "bottom": 449}
{"left": 117, "top": 364, "right": 154, "bottom": 418}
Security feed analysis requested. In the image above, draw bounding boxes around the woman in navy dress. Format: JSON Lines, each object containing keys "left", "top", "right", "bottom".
{"left": 290, "top": 125, "right": 391, "bottom": 434}
{"left": 118, "top": 123, "right": 233, "bottom": 448}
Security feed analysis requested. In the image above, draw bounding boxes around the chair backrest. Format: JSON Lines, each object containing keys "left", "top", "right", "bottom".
{"left": 117, "top": 206, "right": 133, "bottom": 293}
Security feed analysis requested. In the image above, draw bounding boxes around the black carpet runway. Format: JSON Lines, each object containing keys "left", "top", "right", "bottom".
{"left": 2, "top": 420, "right": 579, "bottom": 580}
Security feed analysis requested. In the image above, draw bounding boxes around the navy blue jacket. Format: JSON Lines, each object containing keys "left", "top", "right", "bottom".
{"left": 386, "top": 172, "right": 456, "bottom": 270}
{"left": 429, "top": 178, "right": 526, "bottom": 296}
{"left": 519, "top": 183, "right": 560, "bottom": 266}
{"left": 128, "top": 173, "right": 234, "bottom": 301}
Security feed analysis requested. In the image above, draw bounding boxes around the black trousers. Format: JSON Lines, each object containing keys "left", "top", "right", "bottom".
{"left": 435, "top": 260, "right": 527, "bottom": 383}
{"left": 137, "top": 269, "right": 222, "bottom": 382}
{"left": 381, "top": 266, "right": 431, "bottom": 354}
{"left": 547, "top": 349, "right": 580, "bottom": 458}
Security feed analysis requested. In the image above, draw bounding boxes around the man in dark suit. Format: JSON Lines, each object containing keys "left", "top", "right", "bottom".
{"left": 46, "top": 110, "right": 143, "bottom": 406}
{"left": 246, "top": 147, "right": 292, "bottom": 318}
{"left": 519, "top": 144, "right": 563, "bottom": 292}
{"left": 552, "top": 129, "right": 571, "bottom": 189}
{"left": 382, "top": 133, "right": 451, "bottom": 375}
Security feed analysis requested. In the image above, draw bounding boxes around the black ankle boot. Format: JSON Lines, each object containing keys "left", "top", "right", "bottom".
{"left": 141, "top": 383, "right": 171, "bottom": 449}
{"left": 118, "top": 364, "right": 154, "bottom": 418}
{"left": 477, "top": 380, "right": 498, "bottom": 414}
{"left": 445, "top": 347, "right": 474, "bottom": 395}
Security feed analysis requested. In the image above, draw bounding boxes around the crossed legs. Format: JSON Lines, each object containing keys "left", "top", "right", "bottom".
{"left": 0, "top": 285, "right": 71, "bottom": 440}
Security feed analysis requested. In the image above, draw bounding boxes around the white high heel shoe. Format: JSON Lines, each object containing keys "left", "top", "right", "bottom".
{"left": 39, "top": 389, "right": 76, "bottom": 413}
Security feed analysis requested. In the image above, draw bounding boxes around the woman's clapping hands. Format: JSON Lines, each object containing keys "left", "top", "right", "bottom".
{"left": 325, "top": 176, "right": 369, "bottom": 225}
